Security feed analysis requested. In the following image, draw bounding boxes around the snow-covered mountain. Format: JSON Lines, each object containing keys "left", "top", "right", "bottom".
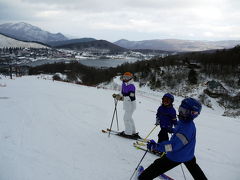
{"left": 0, "top": 33, "right": 48, "bottom": 48}
{"left": 0, "top": 22, "right": 68, "bottom": 43}
{"left": 114, "top": 39, "right": 240, "bottom": 52}
{"left": 0, "top": 75, "right": 239, "bottom": 180}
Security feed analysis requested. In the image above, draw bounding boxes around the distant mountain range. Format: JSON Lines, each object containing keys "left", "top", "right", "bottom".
{"left": 0, "top": 33, "right": 48, "bottom": 48}
{"left": 0, "top": 22, "right": 68, "bottom": 43}
{"left": 0, "top": 22, "right": 240, "bottom": 52}
{"left": 114, "top": 39, "right": 240, "bottom": 52}
{"left": 55, "top": 40, "right": 127, "bottom": 54}
{"left": 47, "top": 38, "right": 96, "bottom": 47}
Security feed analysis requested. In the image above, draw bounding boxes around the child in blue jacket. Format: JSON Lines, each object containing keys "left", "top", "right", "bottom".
{"left": 156, "top": 93, "right": 177, "bottom": 143}
{"left": 139, "top": 98, "right": 207, "bottom": 180}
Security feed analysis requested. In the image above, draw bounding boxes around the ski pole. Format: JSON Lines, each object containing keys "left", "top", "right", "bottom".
{"left": 180, "top": 164, "right": 187, "bottom": 180}
{"left": 115, "top": 99, "right": 119, "bottom": 131}
{"left": 108, "top": 98, "right": 118, "bottom": 137}
{"left": 143, "top": 125, "right": 158, "bottom": 142}
{"left": 137, "top": 125, "right": 158, "bottom": 146}
{"left": 129, "top": 150, "right": 148, "bottom": 180}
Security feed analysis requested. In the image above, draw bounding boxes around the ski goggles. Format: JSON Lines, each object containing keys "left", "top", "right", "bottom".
{"left": 122, "top": 75, "right": 133, "bottom": 81}
{"left": 178, "top": 106, "right": 199, "bottom": 117}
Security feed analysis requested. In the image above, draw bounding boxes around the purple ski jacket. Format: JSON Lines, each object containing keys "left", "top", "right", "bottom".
{"left": 121, "top": 82, "right": 136, "bottom": 101}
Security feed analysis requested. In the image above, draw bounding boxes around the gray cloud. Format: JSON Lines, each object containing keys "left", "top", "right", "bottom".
{"left": 0, "top": 0, "right": 239, "bottom": 41}
{"left": 0, "top": 1, "right": 47, "bottom": 22}
{"left": 0, "top": 2, "right": 26, "bottom": 21}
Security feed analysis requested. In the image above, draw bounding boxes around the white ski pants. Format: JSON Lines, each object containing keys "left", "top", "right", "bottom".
{"left": 123, "top": 97, "right": 136, "bottom": 135}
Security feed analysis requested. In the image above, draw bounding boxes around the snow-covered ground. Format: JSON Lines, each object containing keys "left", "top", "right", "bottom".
{"left": 0, "top": 34, "right": 48, "bottom": 48}
{"left": 0, "top": 75, "right": 239, "bottom": 180}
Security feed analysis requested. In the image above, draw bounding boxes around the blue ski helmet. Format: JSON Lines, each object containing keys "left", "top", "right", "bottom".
{"left": 163, "top": 93, "right": 174, "bottom": 103}
{"left": 178, "top": 98, "right": 202, "bottom": 121}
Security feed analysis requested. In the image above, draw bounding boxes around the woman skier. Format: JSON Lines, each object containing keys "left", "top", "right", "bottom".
{"left": 113, "top": 72, "right": 140, "bottom": 139}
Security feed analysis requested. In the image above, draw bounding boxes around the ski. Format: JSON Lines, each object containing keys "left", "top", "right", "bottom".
{"left": 102, "top": 129, "right": 136, "bottom": 139}
{"left": 135, "top": 140, "right": 147, "bottom": 146}
{"left": 136, "top": 165, "right": 175, "bottom": 180}
{"left": 133, "top": 142, "right": 165, "bottom": 157}
{"left": 159, "top": 174, "right": 175, "bottom": 180}
{"left": 133, "top": 142, "right": 149, "bottom": 152}
{"left": 102, "top": 129, "right": 118, "bottom": 135}
{"left": 134, "top": 165, "right": 144, "bottom": 180}
{"left": 105, "top": 128, "right": 151, "bottom": 142}
{"left": 102, "top": 128, "right": 143, "bottom": 140}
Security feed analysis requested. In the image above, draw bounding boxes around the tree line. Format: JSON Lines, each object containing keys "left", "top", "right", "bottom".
{"left": 29, "top": 45, "right": 240, "bottom": 88}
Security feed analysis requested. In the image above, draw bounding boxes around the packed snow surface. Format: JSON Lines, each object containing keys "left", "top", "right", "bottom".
{"left": 0, "top": 76, "right": 239, "bottom": 180}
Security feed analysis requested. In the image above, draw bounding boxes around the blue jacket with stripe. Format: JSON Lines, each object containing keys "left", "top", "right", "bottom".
{"left": 155, "top": 120, "right": 196, "bottom": 162}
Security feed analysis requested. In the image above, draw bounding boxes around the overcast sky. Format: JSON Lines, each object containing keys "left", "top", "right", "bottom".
{"left": 0, "top": 0, "right": 240, "bottom": 42}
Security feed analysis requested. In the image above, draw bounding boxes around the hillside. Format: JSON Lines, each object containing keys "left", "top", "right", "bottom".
{"left": 0, "top": 22, "right": 68, "bottom": 43}
{"left": 0, "top": 33, "right": 48, "bottom": 48}
{"left": 0, "top": 75, "right": 239, "bottom": 180}
{"left": 28, "top": 46, "right": 240, "bottom": 117}
{"left": 47, "top": 38, "right": 97, "bottom": 47}
{"left": 55, "top": 40, "right": 127, "bottom": 54}
{"left": 114, "top": 39, "right": 240, "bottom": 52}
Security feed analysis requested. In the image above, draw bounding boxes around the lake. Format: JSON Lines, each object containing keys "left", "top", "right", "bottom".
{"left": 78, "top": 58, "right": 140, "bottom": 68}
{"left": 24, "top": 58, "right": 140, "bottom": 68}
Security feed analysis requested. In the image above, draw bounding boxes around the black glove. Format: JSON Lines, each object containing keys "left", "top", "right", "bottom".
{"left": 167, "top": 127, "right": 174, "bottom": 133}
{"left": 112, "top": 94, "right": 123, "bottom": 101}
{"left": 155, "top": 118, "right": 160, "bottom": 126}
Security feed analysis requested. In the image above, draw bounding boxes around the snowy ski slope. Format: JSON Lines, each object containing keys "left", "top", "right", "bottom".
{"left": 0, "top": 75, "right": 239, "bottom": 180}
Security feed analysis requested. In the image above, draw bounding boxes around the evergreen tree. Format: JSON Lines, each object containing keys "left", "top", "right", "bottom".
{"left": 188, "top": 69, "right": 198, "bottom": 85}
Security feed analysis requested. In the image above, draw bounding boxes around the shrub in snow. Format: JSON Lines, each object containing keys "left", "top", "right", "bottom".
{"left": 198, "top": 93, "right": 213, "bottom": 108}
{"left": 223, "top": 109, "right": 240, "bottom": 117}
{"left": 52, "top": 74, "right": 62, "bottom": 81}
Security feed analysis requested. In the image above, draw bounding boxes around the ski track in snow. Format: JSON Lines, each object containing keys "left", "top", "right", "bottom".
{"left": 0, "top": 75, "right": 240, "bottom": 180}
